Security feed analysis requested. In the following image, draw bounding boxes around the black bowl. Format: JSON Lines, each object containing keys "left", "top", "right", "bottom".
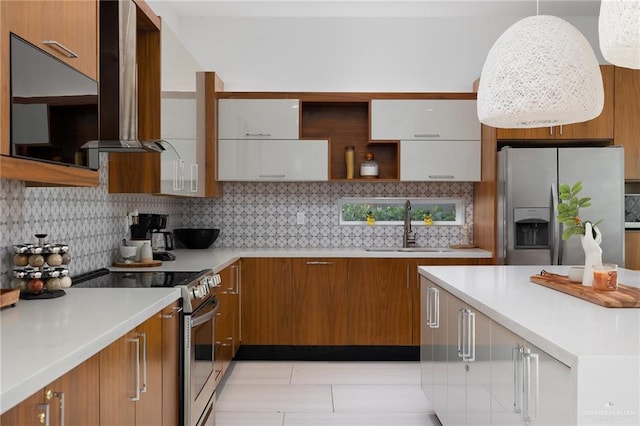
{"left": 173, "top": 228, "right": 220, "bottom": 249}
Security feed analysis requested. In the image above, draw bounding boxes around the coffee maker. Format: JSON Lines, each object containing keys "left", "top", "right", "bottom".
{"left": 131, "top": 214, "right": 176, "bottom": 261}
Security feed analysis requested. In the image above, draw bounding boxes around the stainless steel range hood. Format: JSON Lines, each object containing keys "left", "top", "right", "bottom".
{"left": 83, "top": 0, "right": 164, "bottom": 153}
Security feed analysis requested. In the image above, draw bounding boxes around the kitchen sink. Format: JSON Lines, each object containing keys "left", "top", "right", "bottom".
{"left": 364, "top": 247, "right": 453, "bottom": 252}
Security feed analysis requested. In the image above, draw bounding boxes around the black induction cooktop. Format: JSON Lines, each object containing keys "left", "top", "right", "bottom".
{"left": 72, "top": 268, "right": 204, "bottom": 288}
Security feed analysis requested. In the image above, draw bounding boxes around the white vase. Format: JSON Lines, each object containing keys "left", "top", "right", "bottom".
{"left": 580, "top": 223, "right": 602, "bottom": 286}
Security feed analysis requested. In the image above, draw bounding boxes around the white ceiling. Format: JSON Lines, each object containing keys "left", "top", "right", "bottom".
{"left": 148, "top": 0, "right": 601, "bottom": 18}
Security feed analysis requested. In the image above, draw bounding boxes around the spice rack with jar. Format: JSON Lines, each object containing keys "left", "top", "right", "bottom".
{"left": 12, "top": 234, "right": 72, "bottom": 296}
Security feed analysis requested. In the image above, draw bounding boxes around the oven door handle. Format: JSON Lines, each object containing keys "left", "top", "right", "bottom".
{"left": 191, "top": 298, "right": 219, "bottom": 328}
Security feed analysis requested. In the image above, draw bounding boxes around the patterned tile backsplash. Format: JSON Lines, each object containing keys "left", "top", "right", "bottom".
{"left": 0, "top": 154, "right": 474, "bottom": 286}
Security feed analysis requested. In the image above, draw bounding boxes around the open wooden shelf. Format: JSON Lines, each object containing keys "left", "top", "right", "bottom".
{"left": 300, "top": 101, "right": 398, "bottom": 181}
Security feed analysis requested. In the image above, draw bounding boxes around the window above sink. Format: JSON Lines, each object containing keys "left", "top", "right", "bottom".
{"left": 339, "top": 197, "right": 464, "bottom": 226}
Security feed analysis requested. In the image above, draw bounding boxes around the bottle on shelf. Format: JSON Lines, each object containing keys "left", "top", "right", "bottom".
{"left": 345, "top": 146, "right": 355, "bottom": 179}
{"left": 360, "top": 151, "right": 379, "bottom": 178}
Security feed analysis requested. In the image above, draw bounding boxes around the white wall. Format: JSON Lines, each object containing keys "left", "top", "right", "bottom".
{"left": 158, "top": 13, "right": 602, "bottom": 92}
{"left": 161, "top": 21, "right": 203, "bottom": 91}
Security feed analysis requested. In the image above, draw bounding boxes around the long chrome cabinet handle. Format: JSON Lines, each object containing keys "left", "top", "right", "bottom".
{"left": 406, "top": 263, "right": 410, "bottom": 289}
{"left": 259, "top": 174, "right": 286, "bottom": 178}
{"left": 428, "top": 175, "right": 455, "bottom": 180}
{"left": 523, "top": 349, "right": 540, "bottom": 422}
{"left": 36, "top": 403, "right": 50, "bottom": 426}
{"left": 425, "top": 288, "right": 433, "bottom": 326}
{"left": 130, "top": 337, "right": 141, "bottom": 401}
{"left": 45, "top": 390, "right": 64, "bottom": 426}
{"left": 465, "top": 311, "right": 476, "bottom": 362}
{"left": 414, "top": 133, "right": 440, "bottom": 138}
{"left": 41, "top": 40, "right": 78, "bottom": 58}
{"left": 245, "top": 133, "right": 271, "bottom": 137}
{"left": 457, "top": 308, "right": 464, "bottom": 358}
{"left": 139, "top": 332, "right": 147, "bottom": 393}
{"left": 433, "top": 289, "right": 439, "bottom": 328}
{"left": 191, "top": 164, "right": 198, "bottom": 192}
{"left": 512, "top": 346, "right": 523, "bottom": 414}
{"left": 305, "top": 261, "right": 334, "bottom": 265}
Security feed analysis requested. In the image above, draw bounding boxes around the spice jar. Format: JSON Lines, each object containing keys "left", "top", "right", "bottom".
{"left": 345, "top": 146, "right": 355, "bottom": 179}
{"left": 360, "top": 151, "right": 379, "bottom": 178}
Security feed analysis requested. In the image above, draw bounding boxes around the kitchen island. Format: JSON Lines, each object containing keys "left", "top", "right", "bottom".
{"left": 419, "top": 265, "right": 640, "bottom": 425}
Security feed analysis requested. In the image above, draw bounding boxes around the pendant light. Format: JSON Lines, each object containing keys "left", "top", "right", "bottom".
{"left": 599, "top": 0, "right": 640, "bottom": 69}
{"left": 477, "top": 6, "right": 604, "bottom": 128}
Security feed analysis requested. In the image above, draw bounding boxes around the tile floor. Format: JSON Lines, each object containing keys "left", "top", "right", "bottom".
{"left": 215, "top": 361, "right": 442, "bottom": 426}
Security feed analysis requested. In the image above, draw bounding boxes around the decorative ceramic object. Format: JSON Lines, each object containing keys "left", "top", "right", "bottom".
{"left": 580, "top": 222, "right": 603, "bottom": 286}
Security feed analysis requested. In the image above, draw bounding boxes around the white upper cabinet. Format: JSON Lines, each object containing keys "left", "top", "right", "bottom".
{"left": 371, "top": 100, "right": 480, "bottom": 141}
{"left": 400, "top": 140, "right": 481, "bottom": 181}
{"left": 160, "top": 93, "right": 204, "bottom": 197}
{"left": 218, "top": 139, "right": 328, "bottom": 181}
{"left": 218, "top": 99, "right": 300, "bottom": 139}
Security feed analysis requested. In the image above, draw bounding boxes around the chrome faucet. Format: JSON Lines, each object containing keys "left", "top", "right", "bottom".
{"left": 403, "top": 200, "right": 416, "bottom": 248}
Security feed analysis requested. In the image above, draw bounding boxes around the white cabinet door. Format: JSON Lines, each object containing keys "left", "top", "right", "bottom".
{"left": 218, "top": 139, "right": 328, "bottom": 181}
{"left": 491, "top": 322, "right": 526, "bottom": 426}
{"left": 400, "top": 140, "right": 481, "bottom": 181}
{"left": 160, "top": 94, "right": 203, "bottom": 196}
{"left": 443, "top": 290, "right": 491, "bottom": 426}
{"left": 490, "top": 321, "right": 574, "bottom": 426}
{"left": 371, "top": 100, "right": 480, "bottom": 141}
{"left": 522, "top": 342, "right": 574, "bottom": 426}
{"left": 218, "top": 99, "right": 300, "bottom": 139}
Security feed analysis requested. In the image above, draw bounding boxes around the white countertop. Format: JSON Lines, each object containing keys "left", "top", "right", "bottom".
{"left": 418, "top": 265, "right": 640, "bottom": 367}
{"left": 0, "top": 287, "right": 180, "bottom": 414}
{"left": 110, "top": 247, "right": 492, "bottom": 273}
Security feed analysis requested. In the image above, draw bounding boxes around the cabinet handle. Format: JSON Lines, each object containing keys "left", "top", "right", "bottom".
{"left": 512, "top": 346, "right": 523, "bottom": 414}
{"left": 466, "top": 311, "right": 476, "bottom": 362}
{"left": 139, "top": 332, "right": 148, "bottom": 394}
{"left": 245, "top": 133, "right": 271, "bottom": 137}
{"left": 559, "top": 125, "right": 563, "bottom": 135}
{"left": 41, "top": 40, "right": 78, "bottom": 58}
{"left": 426, "top": 287, "right": 440, "bottom": 328}
{"left": 130, "top": 337, "right": 141, "bottom": 401}
{"left": 428, "top": 175, "right": 455, "bottom": 180}
{"left": 45, "top": 390, "right": 64, "bottom": 426}
{"left": 549, "top": 126, "right": 553, "bottom": 136}
{"left": 523, "top": 349, "right": 540, "bottom": 422}
{"left": 173, "top": 159, "right": 185, "bottom": 191}
{"left": 191, "top": 164, "right": 198, "bottom": 192}
{"left": 457, "top": 308, "right": 475, "bottom": 361}
{"left": 36, "top": 403, "right": 50, "bottom": 426}
{"left": 457, "top": 308, "right": 465, "bottom": 359}
{"left": 162, "top": 306, "right": 183, "bottom": 319}
{"left": 414, "top": 133, "right": 440, "bottom": 138}
{"left": 305, "top": 261, "right": 333, "bottom": 265}
{"left": 259, "top": 174, "right": 286, "bottom": 178}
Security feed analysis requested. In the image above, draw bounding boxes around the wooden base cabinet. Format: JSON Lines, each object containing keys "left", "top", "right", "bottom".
{"left": 99, "top": 312, "right": 163, "bottom": 425}
{"left": 347, "top": 259, "right": 413, "bottom": 345}
{"left": 161, "top": 301, "right": 181, "bottom": 426}
{"left": 0, "top": 354, "right": 100, "bottom": 426}
{"left": 241, "top": 258, "right": 293, "bottom": 345}
{"left": 291, "top": 258, "right": 348, "bottom": 345}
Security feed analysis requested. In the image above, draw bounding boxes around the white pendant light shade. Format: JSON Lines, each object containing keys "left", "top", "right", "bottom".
{"left": 599, "top": 0, "right": 640, "bottom": 69}
{"left": 477, "top": 15, "right": 604, "bottom": 129}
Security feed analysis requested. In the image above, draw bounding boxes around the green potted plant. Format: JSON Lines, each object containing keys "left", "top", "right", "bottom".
{"left": 556, "top": 181, "right": 603, "bottom": 285}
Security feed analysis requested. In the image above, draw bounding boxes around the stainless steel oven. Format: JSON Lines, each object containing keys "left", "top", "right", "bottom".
{"left": 184, "top": 282, "right": 219, "bottom": 426}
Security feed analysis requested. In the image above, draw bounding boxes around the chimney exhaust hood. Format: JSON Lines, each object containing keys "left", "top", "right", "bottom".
{"left": 82, "top": 0, "right": 164, "bottom": 153}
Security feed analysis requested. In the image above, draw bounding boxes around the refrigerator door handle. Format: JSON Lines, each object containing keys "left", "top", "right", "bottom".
{"left": 551, "top": 183, "right": 560, "bottom": 265}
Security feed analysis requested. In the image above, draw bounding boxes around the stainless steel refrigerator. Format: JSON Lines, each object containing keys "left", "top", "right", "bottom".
{"left": 497, "top": 146, "right": 625, "bottom": 266}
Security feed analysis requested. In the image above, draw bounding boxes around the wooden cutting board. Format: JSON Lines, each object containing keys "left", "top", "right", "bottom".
{"left": 530, "top": 271, "right": 640, "bottom": 308}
